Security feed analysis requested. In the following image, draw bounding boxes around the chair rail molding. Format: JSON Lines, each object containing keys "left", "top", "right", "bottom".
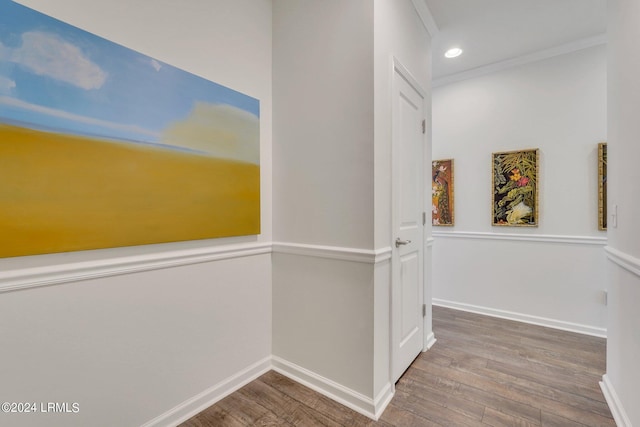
{"left": 272, "top": 242, "right": 392, "bottom": 264}
{"left": 433, "top": 230, "right": 607, "bottom": 246}
{"left": 1, "top": 241, "right": 398, "bottom": 294}
{"left": 0, "top": 242, "right": 272, "bottom": 294}
{"left": 605, "top": 245, "right": 640, "bottom": 279}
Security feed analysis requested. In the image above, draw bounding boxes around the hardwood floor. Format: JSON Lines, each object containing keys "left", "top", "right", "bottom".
{"left": 180, "top": 306, "right": 614, "bottom": 426}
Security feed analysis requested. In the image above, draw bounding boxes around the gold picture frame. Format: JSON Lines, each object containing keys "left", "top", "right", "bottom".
{"left": 492, "top": 148, "right": 539, "bottom": 227}
{"left": 598, "top": 142, "right": 607, "bottom": 231}
{"left": 432, "top": 159, "right": 454, "bottom": 226}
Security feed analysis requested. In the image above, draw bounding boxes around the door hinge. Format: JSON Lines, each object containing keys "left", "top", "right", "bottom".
{"left": 421, "top": 119, "right": 426, "bottom": 134}
{"left": 422, "top": 211, "right": 427, "bottom": 225}
{"left": 422, "top": 304, "right": 426, "bottom": 317}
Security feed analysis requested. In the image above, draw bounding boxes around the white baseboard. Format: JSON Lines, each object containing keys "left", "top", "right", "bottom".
{"left": 272, "top": 356, "right": 393, "bottom": 420}
{"left": 424, "top": 331, "right": 437, "bottom": 351}
{"left": 373, "top": 382, "right": 395, "bottom": 420}
{"left": 433, "top": 299, "right": 607, "bottom": 338}
{"left": 600, "top": 374, "right": 632, "bottom": 427}
{"left": 143, "top": 355, "right": 394, "bottom": 425}
{"left": 140, "top": 356, "right": 272, "bottom": 427}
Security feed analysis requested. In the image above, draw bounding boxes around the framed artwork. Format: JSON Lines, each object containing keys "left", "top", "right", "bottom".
{"left": 492, "top": 149, "right": 539, "bottom": 226}
{"left": 598, "top": 142, "right": 607, "bottom": 231}
{"left": 432, "top": 159, "right": 454, "bottom": 226}
{"left": 0, "top": 1, "right": 260, "bottom": 258}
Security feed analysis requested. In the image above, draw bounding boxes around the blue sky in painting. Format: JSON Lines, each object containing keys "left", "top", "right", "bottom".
{"left": 0, "top": 0, "right": 259, "bottom": 148}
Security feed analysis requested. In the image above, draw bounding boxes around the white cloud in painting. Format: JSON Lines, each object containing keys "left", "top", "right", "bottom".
{"left": 162, "top": 103, "right": 259, "bottom": 165}
{"left": 0, "top": 75, "right": 16, "bottom": 94}
{"left": 0, "top": 96, "right": 160, "bottom": 139}
{"left": 0, "top": 42, "right": 8, "bottom": 60}
{"left": 3, "top": 31, "right": 107, "bottom": 90}
{"left": 150, "top": 59, "right": 162, "bottom": 72}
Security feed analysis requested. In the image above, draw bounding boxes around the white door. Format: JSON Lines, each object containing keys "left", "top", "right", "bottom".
{"left": 391, "top": 62, "right": 425, "bottom": 383}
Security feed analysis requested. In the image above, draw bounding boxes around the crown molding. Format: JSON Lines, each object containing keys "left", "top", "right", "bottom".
{"left": 433, "top": 34, "right": 607, "bottom": 88}
{"left": 411, "top": 0, "right": 439, "bottom": 37}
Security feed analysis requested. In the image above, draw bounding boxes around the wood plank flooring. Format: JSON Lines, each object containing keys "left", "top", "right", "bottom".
{"left": 180, "top": 306, "right": 614, "bottom": 426}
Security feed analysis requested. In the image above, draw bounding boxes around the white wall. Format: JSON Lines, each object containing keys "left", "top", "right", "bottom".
{"left": 0, "top": 1, "right": 272, "bottom": 426}
{"left": 271, "top": 0, "right": 380, "bottom": 416}
{"left": 374, "top": 0, "right": 433, "bottom": 248}
{"left": 601, "top": 0, "right": 640, "bottom": 425}
{"left": 0, "top": 1, "right": 436, "bottom": 424}
{"left": 272, "top": 0, "right": 430, "bottom": 419}
{"left": 373, "top": 0, "right": 433, "bottom": 397}
{"left": 432, "top": 45, "right": 608, "bottom": 335}
{"left": 272, "top": 0, "right": 374, "bottom": 249}
{"left": 272, "top": 253, "right": 376, "bottom": 394}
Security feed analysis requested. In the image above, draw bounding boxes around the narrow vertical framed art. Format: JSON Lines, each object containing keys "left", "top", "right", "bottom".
{"left": 598, "top": 142, "right": 607, "bottom": 231}
{"left": 432, "top": 159, "right": 454, "bottom": 226}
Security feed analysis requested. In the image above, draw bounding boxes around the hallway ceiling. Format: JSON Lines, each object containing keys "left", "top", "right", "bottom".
{"left": 424, "top": 0, "right": 607, "bottom": 81}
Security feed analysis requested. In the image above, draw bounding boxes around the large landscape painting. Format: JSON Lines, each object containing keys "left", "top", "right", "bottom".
{"left": 0, "top": 0, "right": 260, "bottom": 257}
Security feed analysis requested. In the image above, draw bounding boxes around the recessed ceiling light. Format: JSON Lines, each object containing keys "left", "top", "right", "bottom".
{"left": 444, "top": 47, "right": 463, "bottom": 59}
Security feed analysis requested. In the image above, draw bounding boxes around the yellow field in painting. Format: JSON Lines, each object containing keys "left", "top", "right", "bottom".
{"left": 0, "top": 124, "right": 260, "bottom": 258}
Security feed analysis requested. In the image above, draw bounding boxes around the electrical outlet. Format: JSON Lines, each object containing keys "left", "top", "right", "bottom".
{"left": 603, "top": 290, "right": 608, "bottom": 306}
{"left": 612, "top": 205, "right": 618, "bottom": 228}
